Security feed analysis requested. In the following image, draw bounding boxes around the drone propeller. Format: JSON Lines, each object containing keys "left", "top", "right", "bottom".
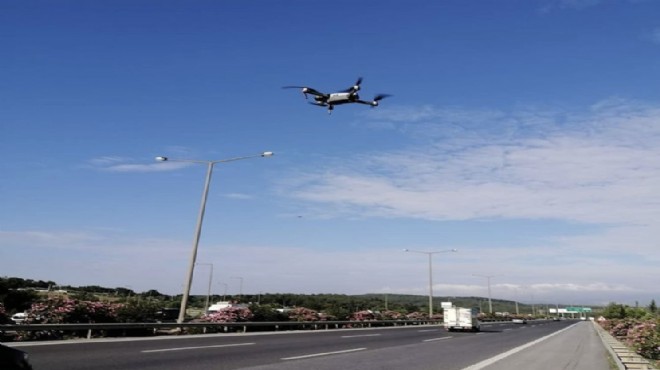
{"left": 341, "top": 77, "right": 363, "bottom": 93}
{"left": 282, "top": 86, "right": 324, "bottom": 100}
{"left": 371, "top": 94, "right": 392, "bottom": 107}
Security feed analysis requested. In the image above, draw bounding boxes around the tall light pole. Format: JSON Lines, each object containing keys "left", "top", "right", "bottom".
{"left": 404, "top": 248, "right": 458, "bottom": 318}
{"left": 155, "top": 151, "right": 274, "bottom": 324}
{"left": 217, "top": 282, "right": 228, "bottom": 301}
{"left": 231, "top": 276, "right": 244, "bottom": 301}
{"left": 196, "top": 263, "right": 213, "bottom": 314}
{"left": 473, "top": 274, "right": 500, "bottom": 314}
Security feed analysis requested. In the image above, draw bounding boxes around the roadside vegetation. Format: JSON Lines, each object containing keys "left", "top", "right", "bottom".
{"left": 598, "top": 301, "right": 659, "bottom": 364}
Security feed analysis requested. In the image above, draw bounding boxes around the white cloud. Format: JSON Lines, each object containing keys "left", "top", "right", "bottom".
{"left": 86, "top": 157, "right": 191, "bottom": 172}
{"left": 1, "top": 229, "right": 656, "bottom": 305}
{"left": 285, "top": 100, "right": 660, "bottom": 228}
{"left": 224, "top": 192, "right": 253, "bottom": 200}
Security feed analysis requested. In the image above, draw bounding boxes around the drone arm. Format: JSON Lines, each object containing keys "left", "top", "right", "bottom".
{"left": 354, "top": 99, "right": 378, "bottom": 106}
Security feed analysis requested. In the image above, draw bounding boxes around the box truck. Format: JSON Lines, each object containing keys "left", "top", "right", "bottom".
{"left": 443, "top": 307, "right": 480, "bottom": 332}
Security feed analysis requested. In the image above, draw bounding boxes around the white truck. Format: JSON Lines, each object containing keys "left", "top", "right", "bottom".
{"left": 443, "top": 307, "right": 480, "bottom": 332}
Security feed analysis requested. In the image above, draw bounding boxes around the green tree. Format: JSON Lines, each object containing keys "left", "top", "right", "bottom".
{"left": 648, "top": 299, "right": 657, "bottom": 314}
{"left": 1, "top": 289, "right": 38, "bottom": 313}
{"left": 249, "top": 304, "right": 288, "bottom": 322}
{"left": 602, "top": 302, "right": 627, "bottom": 319}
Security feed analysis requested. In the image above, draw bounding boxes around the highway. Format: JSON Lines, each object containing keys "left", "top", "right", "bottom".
{"left": 8, "top": 320, "right": 609, "bottom": 370}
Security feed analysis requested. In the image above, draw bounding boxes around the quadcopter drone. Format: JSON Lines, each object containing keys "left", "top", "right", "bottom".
{"left": 283, "top": 77, "right": 391, "bottom": 113}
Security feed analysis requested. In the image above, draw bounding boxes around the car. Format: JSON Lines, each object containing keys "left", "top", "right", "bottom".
{"left": 512, "top": 318, "right": 527, "bottom": 324}
{"left": 10, "top": 313, "right": 27, "bottom": 324}
{"left": 0, "top": 344, "right": 33, "bottom": 370}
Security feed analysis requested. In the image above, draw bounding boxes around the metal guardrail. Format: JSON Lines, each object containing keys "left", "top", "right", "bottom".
{"left": 0, "top": 320, "right": 439, "bottom": 340}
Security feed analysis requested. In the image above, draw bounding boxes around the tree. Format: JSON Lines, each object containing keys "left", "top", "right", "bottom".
{"left": 648, "top": 299, "right": 657, "bottom": 314}
{"left": 602, "top": 302, "right": 627, "bottom": 319}
{"left": 1, "top": 289, "right": 38, "bottom": 313}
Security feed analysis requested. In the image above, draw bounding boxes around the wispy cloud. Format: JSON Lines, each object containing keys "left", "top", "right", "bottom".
{"left": 287, "top": 99, "right": 660, "bottom": 226}
{"left": 223, "top": 193, "right": 254, "bottom": 200}
{"left": 86, "top": 156, "right": 191, "bottom": 172}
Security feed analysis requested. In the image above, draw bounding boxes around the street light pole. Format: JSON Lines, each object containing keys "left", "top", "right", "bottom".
{"left": 217, "top": 282, "right": 228, "bottom": 301}
{"left": 473, "top": 274, "right": 499, "bottom": 314}
{"left": 404, "top": 248, "right": 457, "bottom": 318}
{"left": 231, "top": 276, "right": 244, "bottom": 301}
{"left": 155, "top": 152, "right": 273, "bottom": 324}
{"left": 196, "top": 263, "right": 213, "bottom": 314}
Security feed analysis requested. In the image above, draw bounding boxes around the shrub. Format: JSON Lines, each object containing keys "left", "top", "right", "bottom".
{"left": 198, "top": 306, "right": 253, "bottom": 323}
{"left": 626, "top": 320, "right": 660, "bottom": 360}
{"left": 26, "top": 298, "right": 122, "bottom": 324}
{"left": 287, "top": 307, "right": 320, "bottom": 321}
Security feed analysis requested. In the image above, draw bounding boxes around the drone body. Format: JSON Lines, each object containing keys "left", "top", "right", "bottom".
{"left": 284, "top": 78, "right": 390, "bottom": 113}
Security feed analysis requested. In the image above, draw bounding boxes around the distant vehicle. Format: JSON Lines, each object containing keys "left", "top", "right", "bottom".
{"left": 154, "top": 308, "right": 180, "bottom": 323}
{"left": 0, "top": 344, "right": 33, "bottom": 370}
{"left": 512, "top": 318, "right": 527, "bottom": 324}
{"left": 443, "top": 307, "right": 480, "bottom": 332}
{"left": 10, "top": 313, "right": 27, "bottom": 324}
{"left": 283, "top": 77, "right": 391, "bottom": 114}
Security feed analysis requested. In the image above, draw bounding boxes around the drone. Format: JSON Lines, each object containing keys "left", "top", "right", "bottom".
{"left": 283, "top": 77, "right": 391, "bottom": 113}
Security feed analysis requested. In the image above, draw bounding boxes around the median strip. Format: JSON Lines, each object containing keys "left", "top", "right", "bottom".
{"left": 281, "top": 347, "right": 367, "bottom": 360}
{"left": 141, "top": 342, "right": 255, "bottom": 353}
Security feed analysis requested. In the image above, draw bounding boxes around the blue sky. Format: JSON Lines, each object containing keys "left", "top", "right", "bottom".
{"left": 2, "top": 0, "right": 659, "bottom": 307}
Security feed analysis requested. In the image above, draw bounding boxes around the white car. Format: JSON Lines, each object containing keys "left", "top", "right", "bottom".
{"left": 10, "top": 313, "right": 27, "bottom": 324}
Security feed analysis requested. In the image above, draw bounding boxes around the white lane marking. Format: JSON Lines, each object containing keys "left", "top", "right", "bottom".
{"left": 460, "top": 323, "right": 578, "bottom": 370}
{"left": 423, "top": 336, "right": 452, "bottom": 342}
{"left": 141, "top": 342, "right": 255, "bottom": 353}
{"left": 341, "top": 334, "right": 382, "bottom": 338}
{"left": 418, "top": 329, "right": 440, "bottom": 332}
{"left": 503, "top": 328, "right": 512, "bottom": 331}
{"left": 281, "top": 347, "right": 367, "bottom": 360}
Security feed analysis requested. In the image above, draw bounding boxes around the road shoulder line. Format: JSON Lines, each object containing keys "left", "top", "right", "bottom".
{"left": 460, "top": 323, "right": 578, "bottom": 370}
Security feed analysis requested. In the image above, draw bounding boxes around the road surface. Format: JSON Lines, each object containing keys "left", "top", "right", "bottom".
{"left": 7, "top": 320, "right": 609, "bottom": 370}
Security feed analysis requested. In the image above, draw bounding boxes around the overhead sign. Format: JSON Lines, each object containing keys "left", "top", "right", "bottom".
{"left": 565, "top": 307, "right": 592, "bottom": 313}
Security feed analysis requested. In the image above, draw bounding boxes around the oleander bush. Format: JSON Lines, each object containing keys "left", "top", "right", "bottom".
{"left": 197, "top": 306, "right": 254, "bottom": 323}
{"left": 26, "top": 298, "right": 123, "bottom": 324}
{"left": 600, "top": 318, "right": 660, "bottom": 361}
{"left": 625, "top": 319, "right": 659, "bottom": 360}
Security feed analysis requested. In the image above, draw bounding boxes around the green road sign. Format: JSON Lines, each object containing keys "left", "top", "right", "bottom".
{"left": 566, "top": 307, "right": 592, "bottom": 312}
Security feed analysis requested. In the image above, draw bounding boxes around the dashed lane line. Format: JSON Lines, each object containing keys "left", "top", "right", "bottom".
{"left": 281, "top": 347, "right": 367, "bottom": 360}
{"left": 341, "top": 334, "right": 382, "bottom": 338}
{"left": 141, "top": 342, "right": 255, "bottom": 353}
{"left": 423, "top": 336, "right": 453, "bottom": 342}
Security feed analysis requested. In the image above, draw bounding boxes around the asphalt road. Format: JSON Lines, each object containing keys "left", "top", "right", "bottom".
{"left": 7, "top": 320, "right": 607, "bottom": 370}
